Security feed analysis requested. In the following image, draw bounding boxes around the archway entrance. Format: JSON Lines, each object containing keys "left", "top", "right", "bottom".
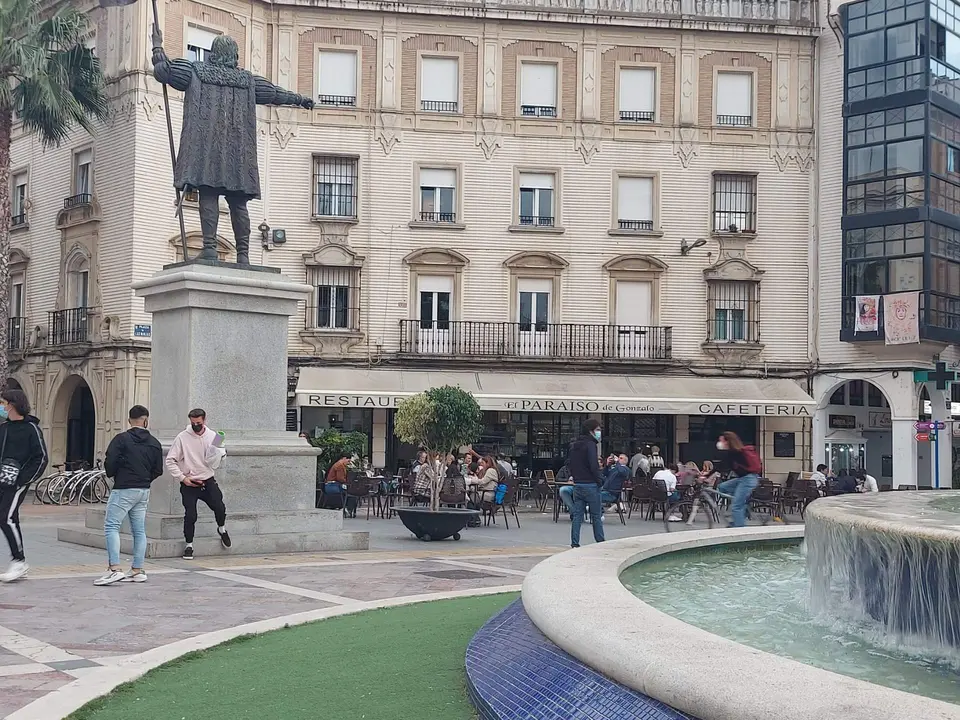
{"left": 66, "top": 380, "right": 95, "bottom": 469}
{"left": 821, "top": 379, "right": 892, "bottom": 485}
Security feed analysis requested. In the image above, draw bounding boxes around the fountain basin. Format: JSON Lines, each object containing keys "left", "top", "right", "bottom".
{"left": 521, "top": 525, "right": 960, "bottom": 720}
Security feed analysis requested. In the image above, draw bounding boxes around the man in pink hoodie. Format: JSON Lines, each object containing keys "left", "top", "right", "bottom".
{"left": 165, "top": 408, "right": 229, "bottom": 559}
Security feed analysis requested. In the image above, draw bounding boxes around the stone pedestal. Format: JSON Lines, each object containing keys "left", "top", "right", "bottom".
{"left": 58, "top": 262, "right": 369, "bottom": 557}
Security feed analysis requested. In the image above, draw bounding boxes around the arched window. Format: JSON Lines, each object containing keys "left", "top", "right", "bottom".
{"left": 65, "top": 253, "right": 90, "bottom": 309}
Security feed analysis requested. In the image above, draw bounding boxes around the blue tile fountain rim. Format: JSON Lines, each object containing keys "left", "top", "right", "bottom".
{"left": 465, "top": 599, "right": 697, "bottom": 720}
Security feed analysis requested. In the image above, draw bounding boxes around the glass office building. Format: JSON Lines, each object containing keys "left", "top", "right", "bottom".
{"left": 841, "top": 0, "right": 960, "bottom": 342}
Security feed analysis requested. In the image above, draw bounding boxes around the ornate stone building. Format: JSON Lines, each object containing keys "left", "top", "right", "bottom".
{"left": 9, "top": 0, "right": 819, "bottom": 475}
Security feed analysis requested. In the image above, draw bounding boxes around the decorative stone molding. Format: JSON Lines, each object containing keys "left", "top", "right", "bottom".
{"left": 673, "top": 126, "right": 698, "bottom": 168}
{"left": 476, "top": 117, "right": 503, "bottom": 160}
{"left": 298, "top": 330, "right": 365, "bottom": 356}
{"left": 139, "top": 93, "right": 163, "bottom": 121}
{"left": 309, "top": 221, "right": 356, "bottom": 245}
{"left": 99, "top": 315, "right": 123, "bottom": 343}
{"left": 703, "top": 256, "right": 764, "bottom": 282}
{"left": 602, "top": 254, "right": 668, "bottom": 274}
{"left": 503, "top": 250, "right": 569, "bottom": 270}
{"left": 403, "top": 247, "right": 469, "bottom": 268}
{"left": 574, "top": 123, "right": 602, "bottom": 164}
{"left": 56, "top": 198, "right": 102, "bottom": 230}
{"left": 770, "top": 132, "right": 815, "bottom": 173}
{"left": 9, "top": 248, "right": 30, "bottom": 272}
{"left": 375, "top": 112, "right": 402, "bottom": 155}
{"left": 303, "top": 242, "right": 365, "bottom": 268}
{"left": 701, "top": 341, "right": 765, "bottom": 365}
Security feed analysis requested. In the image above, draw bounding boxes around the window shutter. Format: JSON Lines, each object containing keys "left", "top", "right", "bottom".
{"left": 518, "top": 278, "right": 553, "bottom": 294}
{"left": 186, "top": 26, "right": 219, "bottom": 51}
{"left": 75, "top": 149, "right": 92, "bottom": 167}
{"left": 318, "top": 51, "right": 357, "bottom": 97}
{"left": 716, "top": 72, "right": 752, "bottom": 118}
{"left": 421, "top": 57, "right": 459, "bottom": 102}
{"left": 617, "top": 177, "right": 653, "bottom": 221}
{"left": 519, "top": 172, "right": 555, "bottom": 189}
{"left": 520, "top": 63, "right": 558, "bottom": 107}
{"left": 618, "top": 68, "right": 656, "bottom": 112}
{"left": 420, "top": 168, "right": 456, "bottom": 187}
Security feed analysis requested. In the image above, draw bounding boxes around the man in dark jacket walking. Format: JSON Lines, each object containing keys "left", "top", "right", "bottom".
{"left": 567, "top": 419, "right": 605, "bottom": 548}
{"left": 95, "top": 406, "right": 163, "bottom": 586}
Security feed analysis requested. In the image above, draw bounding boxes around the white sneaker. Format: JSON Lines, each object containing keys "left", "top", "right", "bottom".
{"left": 668, "top": 515, "right": 683, "bottom": 522}
{"left": 121, "top": 572, "right": 147, "bottom": 583}
{"left": 0, "top": 560, "right": 28, "bottom": 583}
{"left": 93, "top": 570, "right": 127, "bottom": 587}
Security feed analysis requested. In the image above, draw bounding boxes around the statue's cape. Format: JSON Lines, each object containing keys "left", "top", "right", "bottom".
{"left": 191, "top": 62, "right": 252, "bottom": 89}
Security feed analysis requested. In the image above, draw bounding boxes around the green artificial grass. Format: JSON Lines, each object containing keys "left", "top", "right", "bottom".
{"left": 68, "top": 592, "right": 518, "bottom": 720}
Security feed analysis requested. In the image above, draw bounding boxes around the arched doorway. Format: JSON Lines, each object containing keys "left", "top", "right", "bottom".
{"left": 66, "top": 380, "right": 95, "bottom": 469}
{"left": 818, "top": 378, "right": 893, "bottom": 485}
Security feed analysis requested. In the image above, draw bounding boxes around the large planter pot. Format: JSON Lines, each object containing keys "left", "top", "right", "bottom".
{"left": 393, "top": 507, "right": 481, "bottom": 541}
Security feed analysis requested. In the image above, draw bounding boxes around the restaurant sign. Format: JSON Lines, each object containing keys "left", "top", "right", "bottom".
{"left": 300, "top": 394, "right": 812, "bottom": 417}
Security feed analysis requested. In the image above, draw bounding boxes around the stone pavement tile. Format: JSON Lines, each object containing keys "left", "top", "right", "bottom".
{"left": 0, "top": 572, "right": 331, "bottom": 655}
{"left": 0, "top": 646, "right": 31, "bottom": 666}
{"left": 444, "top": 555, "right": 550, "bottom": 572}
{"left": 0, "top": 670, "right": 73, "bottom": 719}
{"left": 234, "top": 560, "right": 523, "bottom": 602}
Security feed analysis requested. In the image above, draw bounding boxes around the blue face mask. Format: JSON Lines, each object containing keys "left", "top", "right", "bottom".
{"left": 592, "top": 429, "right": 601, "bottom": 441}
{"left": 0, "top": 405, "right": 9, "bottom": 420}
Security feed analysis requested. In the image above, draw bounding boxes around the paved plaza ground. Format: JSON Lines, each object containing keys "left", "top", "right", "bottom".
{"left": 0, "top": 502, "right": 689, "bottom": 719}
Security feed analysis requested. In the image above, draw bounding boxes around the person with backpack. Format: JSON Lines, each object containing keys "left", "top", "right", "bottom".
{"left": 715, "top": 431, "right": 762, "bottom": 527}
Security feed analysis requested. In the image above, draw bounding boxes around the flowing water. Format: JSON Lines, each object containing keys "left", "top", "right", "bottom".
{"left": 620, "top": 541, "right": 960, "bottom": 704}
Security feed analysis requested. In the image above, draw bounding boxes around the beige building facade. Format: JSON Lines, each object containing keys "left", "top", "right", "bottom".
{"left": 8, "top": 0, "right": 819, "bottom": 477}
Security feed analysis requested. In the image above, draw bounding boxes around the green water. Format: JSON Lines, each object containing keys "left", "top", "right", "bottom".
{"left": 620, "top": 542, "right": 960, "bottom": 704}
{"left": 930, "top": 496, "right": 960, "bottom": 514}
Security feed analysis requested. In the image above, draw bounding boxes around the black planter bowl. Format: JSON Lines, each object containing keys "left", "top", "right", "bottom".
{"left": 393, "top": 507, "right": 481, "bottom": 541}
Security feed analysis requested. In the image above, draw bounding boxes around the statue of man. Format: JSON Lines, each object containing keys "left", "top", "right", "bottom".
{"left": 151, "top": 29, "right": 313, "bottom": 265}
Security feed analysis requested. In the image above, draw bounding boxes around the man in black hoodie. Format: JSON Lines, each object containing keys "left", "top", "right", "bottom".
{"left": 94, "top": 405, "right": 163, "bottom": 586}
{"left": 567, "top": 418, "right": 605, "bottom": 548}
{"left": 0, "top": 389, "right": 48, "bottom": 583}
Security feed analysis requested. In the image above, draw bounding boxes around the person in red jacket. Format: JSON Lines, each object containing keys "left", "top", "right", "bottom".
{"left": 715, "top": 431, "right": 762, "bottom": 528}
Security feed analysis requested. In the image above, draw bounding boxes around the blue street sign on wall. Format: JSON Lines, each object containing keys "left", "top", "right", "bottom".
{"left": 134, "top": 324, "right": 152, "bottom": 338}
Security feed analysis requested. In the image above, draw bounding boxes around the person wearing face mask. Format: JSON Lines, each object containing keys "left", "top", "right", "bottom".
{"left": 0, "top": 389, "right": 48, "bottom": 583}
{"left": 715, "top": 431, "right": 763, "bottom": 528}
{"left": 95, "top": 405, "right": 163, "bottom": 586}
{"left": 165, "top": 408, "right": 230, "bottom": 559}
{"left": 566, "top": 419, "right": 605, "bottom": 548}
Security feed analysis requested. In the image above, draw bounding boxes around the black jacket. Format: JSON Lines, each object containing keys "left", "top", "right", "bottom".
{"left": 567, "top": 435, "right": 602, "bottom": 485}
{"left": 104, "top": 427, "right": 164, "bottom": 490}
{"left": 0, "top": 415, "right": 48, "bottom": 488}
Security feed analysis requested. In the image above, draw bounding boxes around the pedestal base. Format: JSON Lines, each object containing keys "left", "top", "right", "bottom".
{"left": 58, "top": 507, "right": 369, "bottom": 558}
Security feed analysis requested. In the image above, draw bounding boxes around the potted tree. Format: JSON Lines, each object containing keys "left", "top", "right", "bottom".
{"left": 392, "top": 386, "right": 483, "bottom": 541}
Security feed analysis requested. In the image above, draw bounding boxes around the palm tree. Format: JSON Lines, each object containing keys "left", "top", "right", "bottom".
{"left": 0, "top": 0, "right": 107, "bottom": 384}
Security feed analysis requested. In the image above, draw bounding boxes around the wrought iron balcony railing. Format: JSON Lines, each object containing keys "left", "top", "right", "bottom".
{"left": 10, "top": 213, "right": 25, "bottom": 227}
{"left": 619, "top": 110, "right": 655, "bottom": 122}
{"left": 618, "top": 219, "right": 654, "bottom": 231}
{"left": 7, "top": 317, "right": 25, "bottom": 351}
{"left": 48, "top": 307, "right": 90, "bottom": 345}
{"left": 63, "top": 193, "right": 91, "bottom": 209}
{"left": 419, "top": 211, "right": 457, "bottom": 223}
{"left": 519, "top": 215, "right": 555, "bottom": 227}
{"left": 520, "top": 105, "right": 557, "bottom": 118}
{"left": 421, "top": 100, "right": 458, "bottom": 112}
{"left": 317, "top": 94, "right": 357, "bottom": 107}
{"left": 716, "top": 114, "right": 753, "bottom": 127}
{"left": 399, "top": 320, "right": 672, "bottom": 360}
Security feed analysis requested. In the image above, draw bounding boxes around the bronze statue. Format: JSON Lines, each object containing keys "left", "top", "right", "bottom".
{"left": 151, "top": 29, "right": 313, "bottom": 265}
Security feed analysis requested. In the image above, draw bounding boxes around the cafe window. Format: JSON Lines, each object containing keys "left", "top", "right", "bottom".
{"left": 868, "top": 383, "right": 888, "bottom": 407}
{"left": 848, "top": 380, "right": 865, "bottom": 406}
{"left": 829, "top": 385, "right": 846, "bottom": 405}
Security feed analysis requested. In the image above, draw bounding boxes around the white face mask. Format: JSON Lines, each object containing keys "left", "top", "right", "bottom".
{"left": 716, "top": 441, "right": 728, "bottom": 451}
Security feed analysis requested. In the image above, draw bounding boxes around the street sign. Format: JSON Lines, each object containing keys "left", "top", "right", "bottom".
{"left": 933, "top": 420, "right": 947, "bottom": 430}
{"left": 915, "top": 421, "right": 932, "bottom": 431}
{"left": 916, "top": 433, "right": 930, "bottom": 442}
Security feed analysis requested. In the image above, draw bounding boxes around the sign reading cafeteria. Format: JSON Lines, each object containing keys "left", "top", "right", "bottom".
{"left": 302, "top": 394, "right": 812, "bottom": 417}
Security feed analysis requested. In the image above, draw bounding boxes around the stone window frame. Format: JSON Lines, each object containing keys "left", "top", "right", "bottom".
{"left": 403, "top": 247, "right": 469, "bottom": 323}
{"left": 503, "top": 251, "right": 568, "bottom": 324}
{"left": 416, "top": 50, "right": 464, "bottom": 115}
{"left": 701, "top": 256, "right": 765, "bottom": 359}
{"left": 515, "top": 56, "right": 564, "bottom": 120}
{"left": 9, "top": 247, "right": 29, "bottom": 322}
{"left": 608, "top": 170, "right": 663, "bottom": 237}
{"left": 614, "top": 61, "right": 661, "bottom": 124}
{"left": 509, "top": 166, "right": 565, "bottom": 234}
{"left": 310, "top": 152, "right": 361, "bottom": 223}
{"left": 603, "top": 254, "right": 668, "bottom": 325}
{"left": 71, "top": 144, "right": 95, "bottom": 197}
{"left": 10, "top": 165, "right": 29, "bottom": 231}
{"left": 62, "top": 244, "right": 93, "bottom": 311}
{"left": 301, "top": 242, "right": 365, "bottom": 335}
{"left": 313, "top": 42, "right": 363, "bottom": 107}
{"left": 409, "top": 162, "right": 465, "bottom": 230}
{"left": 712, "top": 66, "right": 759, "bottom": 129}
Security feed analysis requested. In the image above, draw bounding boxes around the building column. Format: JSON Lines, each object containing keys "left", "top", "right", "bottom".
{"left": 372, "top": 408, "right": 387, "bottom": 470}
{"left": 926, "top": 383, "right": 952, "bottom": 489}
{"left": 891, "top": 418, "right": 919, "bottom": 488}
{"left": 811, "top": 408, "right": 826, "bottom": 468}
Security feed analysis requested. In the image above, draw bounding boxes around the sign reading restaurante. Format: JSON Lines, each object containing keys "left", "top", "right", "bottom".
{"left": 303, "top": 394, "right": 812, "bottom": 416}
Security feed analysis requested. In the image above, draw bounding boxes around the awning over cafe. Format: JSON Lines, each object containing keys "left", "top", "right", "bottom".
{"left": 295, "top": 368, "right": 815, "bottom": 417}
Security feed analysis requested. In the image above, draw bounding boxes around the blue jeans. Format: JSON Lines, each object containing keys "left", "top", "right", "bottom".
{"left": 571, "top": 484, "right": 605, "bottom": 547}
{"left": 600, "top": 490, "right": 619, "bottom": 504}
{"left": 559, "top": 485, "right": 575, "bottom": 513}
{"left": 717, "top": 474, "right": 758, "bottom": 528}
{"left": 104, "top": 488, "right": 150, "bottom": 569}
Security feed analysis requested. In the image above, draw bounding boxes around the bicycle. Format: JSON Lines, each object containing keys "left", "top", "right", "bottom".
{"left": 663, "top": 479, "right": 788, "bottom": 532}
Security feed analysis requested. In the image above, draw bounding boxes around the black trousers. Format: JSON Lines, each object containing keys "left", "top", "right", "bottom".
{"left": 0, "top": 484, "right": 29, "bottom": 562}
{"left": 180, "top": 479, "right": 228, "bottom": 543}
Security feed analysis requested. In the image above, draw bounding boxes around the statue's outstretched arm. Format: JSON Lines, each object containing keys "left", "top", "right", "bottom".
{"left": 152, "top": 48, "right": 193, "bottom": 93}
{"left": 254, "top": 77, "right": 314, "bottom": 109}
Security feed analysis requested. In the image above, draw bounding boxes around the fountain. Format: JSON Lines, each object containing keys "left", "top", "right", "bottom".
{"left": 468, "top": 506, "right": 960, "bottom": 720}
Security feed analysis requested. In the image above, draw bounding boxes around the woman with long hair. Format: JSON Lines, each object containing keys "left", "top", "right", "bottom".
{"left": 715, "top": 431, "right": 762, "bottom": 527}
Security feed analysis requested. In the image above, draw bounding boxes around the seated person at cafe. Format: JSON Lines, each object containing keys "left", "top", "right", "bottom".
{"left": 322, "top": 452, "right": 350, "bottom": 510}
{"left": 653, "top": 463, "right": 683, "bottom": 522}
{"left": 470, "top": 456, "right": 501, "bottom": 505}
{"left": 856, "top": 468, "right": 879, "bottom": 493}
{"left": 810, "top": 464, "right": 829, "bottom": 491}
{"left": 832, "top": 469, "right": 859, "bottom": 494}
{"left": 440, "top": 454, "right": 467, "bottom": 505}
{"left": 601, "top": 454, "right": 630, "bottom": 507}
{"left": 412, "top": 456, "right": 436, "bottom": 505}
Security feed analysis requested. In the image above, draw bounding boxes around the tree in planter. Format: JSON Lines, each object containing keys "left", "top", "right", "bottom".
{"left": 0, "top": 1, "right": 107, "bottom": 382}
{"left": 308, "top": 428, "right": 368, "bottom": 479}
{"left": 394, "top": 386, "right": 483, "bottom": 512}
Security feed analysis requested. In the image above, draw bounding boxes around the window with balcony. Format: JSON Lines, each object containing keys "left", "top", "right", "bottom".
{"left": 309, "top": 266, "right": 360, "bottom": 331}
{"left": 416, "top": 275, "right": 453, "bottom": 353}
{"left": 707, "top": 281, "right": 758, "bottom": 343}
{"left": 520, "top": 62, "right": 558, "bottom": 118}
{"left": 712, "top": 173, "right": 756, "bottom": 233}
{"left": 716, "top": 71, "right": 753, "bottom": 127}
{"left": 418, "top": 168, "right": 457, "bottom": 223}
{"left": 312, "top": 156, "right": 357, "bottom": 219}
{"left": 68, "top": 148, "right": 93, "bottom": 207}
{"left": 518, "top": 172, "right": 555, "bottom": 227}
{"left": 11, "top": 172, "right": 26, "bottom": 227}
{"left": 316, "top": 50, "right": 358, "bottom": 107}
{"left": 420, "top": 56, "right": 459, "bottom": 113}
{"left": 616, "top": 176, "right": 654, "bottom": 231}
{"left": 618, "top": 67, "right": 655, "bottom": 122}
{"left": 8, "top": 275, "right": 24, "bottom": 351}
{"left": 187, "top": 25, "right": 219, "bottom": 63}
{"left": 518, "top": 277, "right": 552, "bottom": 356}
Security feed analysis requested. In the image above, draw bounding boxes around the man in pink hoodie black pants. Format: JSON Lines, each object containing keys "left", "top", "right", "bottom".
{"left": 165, "top": 408, "right": 230, "bottom": 559}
